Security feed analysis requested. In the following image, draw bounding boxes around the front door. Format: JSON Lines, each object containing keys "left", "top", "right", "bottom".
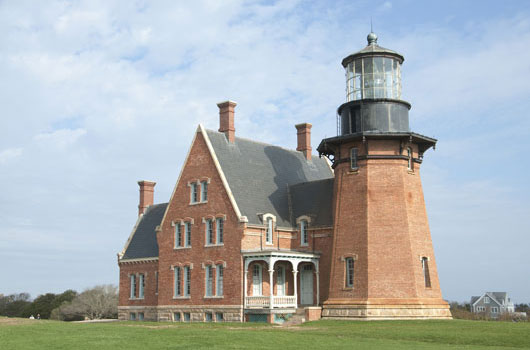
{"left": 252, "top": 264, "right": 262, "bottom": 296}
{"left": 300, "top": 265, "right": 313, "bottom": 305}
{"left": 277, "top": 266, "right": 285, "bottom": 296}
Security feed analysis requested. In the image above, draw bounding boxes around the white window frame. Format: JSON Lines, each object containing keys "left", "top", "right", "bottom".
{"left": 174, "top": 267, "right": 182, "bottom": 297}
{"left": 200, "top": 181, "right": 208, "bottom": 202}
{"left": 216, "top": 264, "right": 224, "bottom": 296}
{"left": 130, "top": 274, "right": 137, "bottom": 299}
{"left": 491, "top": 307, "right": 499, "bottom": 313}
{"left": 205, "top": 219, "right": 214, "bottom": 246}
{"left": 185, "top": 222, "right": 191, "bottom": 247}
{"left": 205, "top": 265, "right": 213, "bottom": 297}
{"left": 300, "top": 220, "right": 308, "bottom": 246}
{"left": 175, "top": 223, "right": 182, "bottom": 248}
{"left": 263, "top": 214, "right": 275, "bottom": 245}
{"left": 138, "top": 273, "right": 145, "bottom": 299}
{"left": 345, "top": 258, "right": 354, "bottom": 288}
{"left": 484, "top": 296, "right": 490, "bottom": 304}
{"left": 190, "top": 182, "right": 198, "bottom": 204}
{"left": 184, "top": 266, "right": 191, "bottom": 297}
{"left": 216, "top": 217, "right": 224, "bottom": 245}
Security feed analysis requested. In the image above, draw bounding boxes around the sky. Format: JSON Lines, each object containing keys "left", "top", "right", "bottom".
{"left": 1, "top": 0, "right": 529, "bottom": 303}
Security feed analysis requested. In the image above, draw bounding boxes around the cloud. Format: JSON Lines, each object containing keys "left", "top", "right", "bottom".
{"left": 34, "top": 128, "right": 87, "bottom": 149}
{"left": 0, "top": 148, "right": 23, "bottom": 164}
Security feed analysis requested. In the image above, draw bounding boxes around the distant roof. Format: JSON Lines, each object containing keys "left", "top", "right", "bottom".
{"left": 122, "top": 203, "right": 167, "bottom": 260}
{"left": 206, "top": 129, "right": 334, "bottom": 228}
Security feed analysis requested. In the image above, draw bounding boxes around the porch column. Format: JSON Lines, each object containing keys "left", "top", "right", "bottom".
{"left": 268, "top": 269, "right": 274, "bottom": 310}
{"left": 293, "top": 270, "right": 298, "bottom": 307}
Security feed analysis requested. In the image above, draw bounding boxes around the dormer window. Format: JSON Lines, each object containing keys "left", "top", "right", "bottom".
{"left": 300, "top": 220, "right": 308, "bottom": 246}
{"left": 266, "top": 218, "right": 273, "bottom": 244}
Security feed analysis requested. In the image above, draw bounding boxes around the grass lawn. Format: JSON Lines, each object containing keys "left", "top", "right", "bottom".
{"left": 0, "top": 317, "right": 529, "bottom": 350}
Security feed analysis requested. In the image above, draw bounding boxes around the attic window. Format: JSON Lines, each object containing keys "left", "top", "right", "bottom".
{"left": 190, "top": 182, "right": 199, "bottom": 203}
{"left": 484, "top": 296, "right": 490, "bottom": 304}
{"left": 201, "top": 181, "right": 208, "bottom": 202}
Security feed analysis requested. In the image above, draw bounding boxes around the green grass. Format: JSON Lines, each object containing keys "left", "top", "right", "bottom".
{"left": 0, "top": 318, "right": 529, "bottom": 349}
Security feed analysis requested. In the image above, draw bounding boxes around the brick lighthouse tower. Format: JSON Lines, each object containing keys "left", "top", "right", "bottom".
{"left": 318, "top": 32, "right": 451, "bottom": 319}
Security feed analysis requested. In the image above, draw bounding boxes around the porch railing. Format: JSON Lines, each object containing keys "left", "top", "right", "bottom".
{"left": 245, "top": 295, "right": 297, "bottom": 308}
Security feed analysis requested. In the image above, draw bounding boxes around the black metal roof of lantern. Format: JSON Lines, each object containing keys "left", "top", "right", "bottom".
{"left": 317, "top": 32, "right": 436, "bottom": 165}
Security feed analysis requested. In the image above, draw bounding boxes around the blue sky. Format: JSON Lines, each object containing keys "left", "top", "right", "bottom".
{"left": 1, "top": 0, "right": 529, "bottom": 303}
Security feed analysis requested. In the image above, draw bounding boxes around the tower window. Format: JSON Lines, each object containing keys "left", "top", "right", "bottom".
{"left": 421, "top": 257, "right": 431, "bottom": 288}
{"left": 350, "top": 148, "right": 358, "bottom": 170}
{"left": 407, "top": 147, "right": 413, "bottom": 170}
{"left": 345, "top": 258, "right": 354, "bottom": 287}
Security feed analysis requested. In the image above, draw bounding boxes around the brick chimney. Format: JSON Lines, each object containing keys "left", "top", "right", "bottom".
{"left": 295, "top": 123, "right": 312, "bottom": 160}
{"left": 138, "top": 180, "right": 156, "bottom": 216}
{"left": 217, "top": 100, "right": 237, "bottom": 143}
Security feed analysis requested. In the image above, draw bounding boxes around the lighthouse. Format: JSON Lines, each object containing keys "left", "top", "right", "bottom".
{"left": 318, "top": 32, "right": 452, "bottom": 319}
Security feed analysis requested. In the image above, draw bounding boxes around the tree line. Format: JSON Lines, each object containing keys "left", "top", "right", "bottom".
{"left": 0, "top": 285, "right": 117, "bottom": 321}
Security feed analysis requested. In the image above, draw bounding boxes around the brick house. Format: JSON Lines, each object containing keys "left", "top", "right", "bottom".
{"left": 117, "top": 33, "right": 452, "bottom": 322}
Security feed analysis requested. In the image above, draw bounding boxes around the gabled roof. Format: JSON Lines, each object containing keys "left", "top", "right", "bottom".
{"left": 121, "top": 203, "right": 168, "bottom": 260}
{"left": 205, "top": 129, "right": 333, "bottom": 228}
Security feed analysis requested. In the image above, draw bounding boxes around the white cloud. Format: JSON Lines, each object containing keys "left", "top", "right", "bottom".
{"left": 34, "top": 128, "right": 87, "bottom": 149}
{"left": 0, "top": 148, "right": 23, "bottom": 164}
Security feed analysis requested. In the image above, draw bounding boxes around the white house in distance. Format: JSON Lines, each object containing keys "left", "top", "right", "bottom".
{"left": 471, "top": 292, "right": 515, "bottom": 318}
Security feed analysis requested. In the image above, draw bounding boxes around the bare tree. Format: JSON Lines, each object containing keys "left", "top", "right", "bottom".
{"left": 51, "top": 285, "right": 118, "bottom": 320}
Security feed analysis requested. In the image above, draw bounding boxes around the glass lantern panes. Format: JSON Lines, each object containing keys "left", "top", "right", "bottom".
{"left": 346, "top": 56, "right": 401, "bottom": 102}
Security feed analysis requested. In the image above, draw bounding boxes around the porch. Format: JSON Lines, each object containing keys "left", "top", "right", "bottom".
{"left": 242, "top": 250, "right": 320, "bottom": 310}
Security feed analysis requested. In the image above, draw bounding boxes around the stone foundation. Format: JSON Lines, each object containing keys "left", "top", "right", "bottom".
{"left": 157, "top": 305, "right": 243, "bottom": 322}
{"left": 118, "top": 306, "right": 158, "bottom": 321}
{"left": 322, "top": 299, "right": 452, "bottom": 320}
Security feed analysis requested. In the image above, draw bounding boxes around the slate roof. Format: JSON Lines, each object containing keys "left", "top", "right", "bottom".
{"left": 122, "top": 203, "right": 168, "bottom": 260}
{"left": 289, "top": 178, "right": 334, "bottom": 227}
{"left": 206, "top": 129, "right": 334, "bottom": 228}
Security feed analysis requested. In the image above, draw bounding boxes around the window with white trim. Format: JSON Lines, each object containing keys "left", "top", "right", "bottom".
{"left": 216, "top": 264, "right": 224, "bottom": 296}
{"left": 174, "top": 267, "right": 182, "bottom": 297}
{"left": 350, "top": 148, "right": 358, "bottom": 170}
{"left": 205, "top": 219, "right": 214, "bottom": 245}
{"left": 216, "top": 217, "right": 224, "bottom": 244}
{"left": 201, "top": 181, "right": 208, "bottom": 202}
{"left": 252, "top": 264, "right": 263, "bottom": 296}
{"left": 266, "top": 218, "right": 273, "bottom": 244}
{"left": 190, "top": 182, "right": 198, "bottom": 203}
{"left": 184, "top": 266, "right": 191, "bottom": 296}
{"left": 421, "top": 257, "right": 431, "bottom": 288}
{"left": 175, "top": 223, "right": 183, "bottom": 247}
{"left": 484, "top": 296, "right": 490, "bottom": 304}
{"left": 345, "top": 258, "right": 354, "bottom": 288}
{"left": 138, "top": 273, "right": 145, "bottom": 299}
{"left": 185, "top": 222, "right": 191, "bottom": 247}
{"left": 130, "top": 274, "right": 137, "bottom": 299}
{"left": 491, "top": 307, "right": 499, "bottom": 313}
{"left": 205, "top": 265, "right": 213, "bottom": 297}
{"left": 300, "top": 219, "right": 308, "bottom": 246}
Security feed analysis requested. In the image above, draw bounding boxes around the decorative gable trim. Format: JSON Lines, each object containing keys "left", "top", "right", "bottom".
{"left": 199, "top": 124, "right": 245, "bottom": 222}
{"left": 160, "top": 127, "right": 200, "bottom": 230}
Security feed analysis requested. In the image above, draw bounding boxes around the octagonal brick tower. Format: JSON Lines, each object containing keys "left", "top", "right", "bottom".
{"left": 317, "top": 32, "right": 451, "bottom": 319}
